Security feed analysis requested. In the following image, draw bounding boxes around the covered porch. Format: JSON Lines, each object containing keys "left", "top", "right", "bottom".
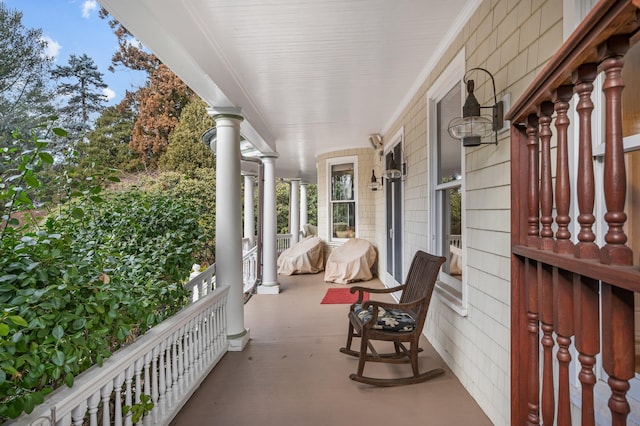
{"left": 171, "top": 272, "right": 492, "bottom": 425}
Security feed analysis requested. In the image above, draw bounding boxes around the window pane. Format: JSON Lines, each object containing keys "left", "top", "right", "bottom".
{"left": 437, "top": 85, "right": 462, "bottom": 184}
{"left": 439, "top": 186, "right": 462, "bottom": 280}
{"left": 331, "top": 163, "right": 354, "bottom": 200}
{"left": 332, "top": 202, "right": 355, "bottom": 238}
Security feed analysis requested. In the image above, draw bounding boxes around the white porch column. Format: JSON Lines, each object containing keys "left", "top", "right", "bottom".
{"left": 208, "top": 107, "right": 249, "bottom": 350}
{"left": 258, "top": 154, "right": 280, "bottom": 294}
{"left": 300, "top": 182, "right": 308, "bottom": 231}
{"left": 289, "top": 179, "right": 300, "bottom": 245}
{"left": 243, "top": 173, "right": 256, "bottom": 247}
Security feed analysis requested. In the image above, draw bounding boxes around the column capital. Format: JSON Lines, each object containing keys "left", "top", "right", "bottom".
{"left": 260, "top": 152, "right": 279, "bottom": 160}
{"left": 207, "top": 106, "right": 244, "bottom": 121}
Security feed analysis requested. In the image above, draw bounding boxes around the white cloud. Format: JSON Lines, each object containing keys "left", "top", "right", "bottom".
{"left": 103, "top": 87, "right": 116, "bottom": 101}
{"left": 41, "top": 36, "right": 62, "bottom": 60}
{"left": 82, "top": 0, "right": 98, "bottom": 19}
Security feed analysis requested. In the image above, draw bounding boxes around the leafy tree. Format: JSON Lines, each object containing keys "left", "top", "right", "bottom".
{"left": 51, "top": 53, "right": 108, "bottom": 138}
{"left": 100, "top": 8, "right": 193, "bottom": 168}
{"left": 159, "top": 97, "right": 215, "bottom": 174}
{"left": 78, "top": 106, "right": 139, "bottom": 173}
{"left": 0, "top": 4, "right": 55, "bottom": 157}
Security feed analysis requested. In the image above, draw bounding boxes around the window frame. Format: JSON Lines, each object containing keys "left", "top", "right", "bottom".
{"left": 327, "top": 156, "right": 358, "bottom": 243}
{"left": 427, "top": 50, "right": 468, "bottom": 316}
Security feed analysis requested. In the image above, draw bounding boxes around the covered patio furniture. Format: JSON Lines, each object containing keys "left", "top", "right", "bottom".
{"left": 277, "top": 236, "right": 324, "bottom": 275}
{"left": 324, "top": 238, "right": 376, "bottom": 284}
{"left": 339, "top": 250, "right": 446, "bottom": 386}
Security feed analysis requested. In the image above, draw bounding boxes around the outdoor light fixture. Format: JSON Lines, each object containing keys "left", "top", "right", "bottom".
{"left": 383, "top": 152, "right": 405, "bottom": 182}
{"left": 369, "top": 169, "right": 384, "bottom": 191}
{"left": 447, "top": 67, "right": 504, "bottom": 147}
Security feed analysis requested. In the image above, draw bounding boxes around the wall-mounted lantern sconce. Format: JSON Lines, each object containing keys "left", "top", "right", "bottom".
{"left": 383, "top": 152, "right": 406, "bottom": 182}
{"left": 369, "top": 169, "right": 384, "bottom": 191}
{"left": 447, "top": 67, "right": 504, "bottom": 147}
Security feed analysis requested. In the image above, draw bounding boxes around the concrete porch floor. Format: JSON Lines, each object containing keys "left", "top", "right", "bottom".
{"left": 171, "top": 272, "right": 493, "bottom": 425}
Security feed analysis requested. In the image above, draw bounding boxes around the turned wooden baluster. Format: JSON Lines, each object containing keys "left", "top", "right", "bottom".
{"left": 552, "top": 85, "right": 575, "bottom": 426}
{"left": 599, "top": 35, "right": 633, "bottom": 266}
{"left": 526, "top": 114, "right": 541, "bottom": 248}
{"left": 553, "top": 86, "right": 575, "bottom": 255}
{"left": 572, "top": 63, "right": 600, "bottom": 426}
{"left": 536, "top": 101, "right": 555, "bottom": 426}
{"left": 574, "top": 275, "right": 600, "bottom": 426}
{"left": 538, "top": 101, "right": 554, "bottom": 251}
{"left": 526, "top": 258, "right": 540, "bottom": 426}
{"left": 601, "top": 283, "right": 635, "bottom": 425}
{"left": 598, "top": 35, "right": 635, "bottom": 425}
{"left": 572, "top": 64, "right": 599, "bottom": 260}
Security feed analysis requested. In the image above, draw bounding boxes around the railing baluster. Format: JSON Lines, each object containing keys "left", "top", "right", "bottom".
{"left": 599, "top": 35, "right": 633, "bottom": 266}
{"left": 553, "top": 268, "right": 574, "bottom": 425}
{"left": 538, "top": 101, "right": 554, "bottom": 250}
{"left": 101, "top": 382, "right": 113, "bottom": 426}
{"left": 114, "top": 373, "right": 124, "bottom": 426}
{"left": 526, "top": 258, "right": 540, "bottom": 426}
{"left": 601, "top": 283, "right": 635, "bottom": 425}
{"left": 574, "top": 275, "right": 599, "bottom": 426}
{"left": 572, "top": 64, "right": 599, "bottom": 260}
{"left": 124, "top": 365, "right": 134, "bottom": 426}
{"left": 553, "top": 86, "right": 574, "bottom": 254}
{"left": 526, "top": 114, "right": 540, "bottom": 248}
{"left": 158, "top": 342, "right": 166, "bottom": 416}
{"left": 87, "top": 390, "right": 99, "bottom": 426}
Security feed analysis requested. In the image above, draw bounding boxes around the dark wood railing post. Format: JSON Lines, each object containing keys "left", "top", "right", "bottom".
{"left": 552, "top": 85, "right": 575, "bottom": 426}
{"left": 572, "top": 64, "right": 599, "bottom": 260}
{"left": 526, "top": 258, "right": 540, "bottom": 426}
{"left": 537, "top": 101, "right": 555, "bottom": 426}
{"left": 599, "top": 35, "right": 633, "bottom": 266}
{"left": 601, "top": 283, "right": 634, "bottom": 425}
{"left": 526, "top": 114, "right": 540, "bottom": 249}
{"left": 598, "top": 34, "right": 635, "bottom": 426}
{"left": 553, "top": 86, "right": 574, "bottom": 255}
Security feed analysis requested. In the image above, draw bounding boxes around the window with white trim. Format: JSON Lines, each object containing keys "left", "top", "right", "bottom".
{"left": 328, "top": 158, "right": 357, "bottom": 240}
{"left": 427, "top": 50, "right": 467, "bottom": 315}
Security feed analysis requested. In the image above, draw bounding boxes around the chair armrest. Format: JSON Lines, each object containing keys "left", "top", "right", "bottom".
{"left": 348, "top": 285, "right": 405, "bottom": 309}
{"left": 349, "top": 284, "right": 405, "bottom": 295}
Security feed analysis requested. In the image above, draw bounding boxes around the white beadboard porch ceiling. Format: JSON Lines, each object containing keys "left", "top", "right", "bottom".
{"left": 100, "top": 0, "right": 480, "bottom": 183}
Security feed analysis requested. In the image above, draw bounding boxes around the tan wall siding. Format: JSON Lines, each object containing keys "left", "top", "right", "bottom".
{"left": 377, "top": 0, "right": 563, "bottom": 424}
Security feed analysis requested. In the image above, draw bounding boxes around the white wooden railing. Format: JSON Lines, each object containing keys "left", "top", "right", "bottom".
{"left": 242, "top": 245, "right": 258, "bottom": 294}
{"left": 276, "top": 233, "right": 292, "bottom": 255}
{"left": 11, "top": 285, "right": 229, "bottom": 426}
{"left": 448, "top": 234, "right": 461, "bottom": 249}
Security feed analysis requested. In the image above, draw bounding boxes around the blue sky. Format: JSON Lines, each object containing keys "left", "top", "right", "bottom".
{"left": 3, "top": 0, "right": 146, "bottom": 106}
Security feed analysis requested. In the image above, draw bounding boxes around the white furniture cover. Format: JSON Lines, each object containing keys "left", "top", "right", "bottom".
{"left": 323, "top": 238, "right": 377, "bottom": 284}
{"left": 277, "top": 236, "right": 324, "bottom": 275}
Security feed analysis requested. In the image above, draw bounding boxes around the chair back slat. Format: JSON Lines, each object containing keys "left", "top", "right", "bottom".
{"left": 399, "top": 250, "right": 446, "bottom": 308}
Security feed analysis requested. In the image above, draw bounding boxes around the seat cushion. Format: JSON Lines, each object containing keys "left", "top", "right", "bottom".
{"left": 353, "top": 304, "right": 416, "bottom": 332}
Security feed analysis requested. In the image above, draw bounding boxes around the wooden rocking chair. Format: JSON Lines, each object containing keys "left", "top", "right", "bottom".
{"left": 339, "top": 250, "right": 446, "bottom": 386}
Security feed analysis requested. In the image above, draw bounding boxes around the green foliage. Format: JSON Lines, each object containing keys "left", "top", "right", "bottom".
{"left": 275, "top": 182, "right": 318, "bottom": 234}
{"left": 159, "top": 97, "right": 215, "bottom": 174}
{"left": 0, "top": 132, "right": 203, "bottom": 420}
{"left": 78, "top": 106, "right": 140, "bottom": 173}
{"left": 135, "top": 170, "right": 216, "bottom": 264}
{"left": 124, "top": 394, "right": 154, "bottom": 423}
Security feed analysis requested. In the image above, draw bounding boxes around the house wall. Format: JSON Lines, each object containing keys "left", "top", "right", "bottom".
{"left": 377, "top": 0, "right": 563, "bottom": 424}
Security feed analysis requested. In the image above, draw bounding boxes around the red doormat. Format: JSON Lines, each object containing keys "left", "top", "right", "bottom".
{"left": 321, "top": 288, "right": 369, "bottom": 304}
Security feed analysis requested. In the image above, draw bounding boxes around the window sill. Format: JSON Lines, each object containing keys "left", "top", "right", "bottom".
{"left": 435, "top": 281, "right": 468, "bottom": 317}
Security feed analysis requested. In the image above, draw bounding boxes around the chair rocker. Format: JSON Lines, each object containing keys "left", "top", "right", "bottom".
{"left": 339, "top": 250, "right": 446, "bottom": 386}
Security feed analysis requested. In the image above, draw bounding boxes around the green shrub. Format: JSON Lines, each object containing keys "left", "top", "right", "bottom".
{"left": 0, "top": 190, "right": 203, "bottom": 420}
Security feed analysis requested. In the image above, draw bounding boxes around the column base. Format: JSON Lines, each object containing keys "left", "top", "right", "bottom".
{"left": 257, "top": 284, "right": 280, "bottom": 294}
{"left": 227, "top": 328, "right": 250, "bottom": 351}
